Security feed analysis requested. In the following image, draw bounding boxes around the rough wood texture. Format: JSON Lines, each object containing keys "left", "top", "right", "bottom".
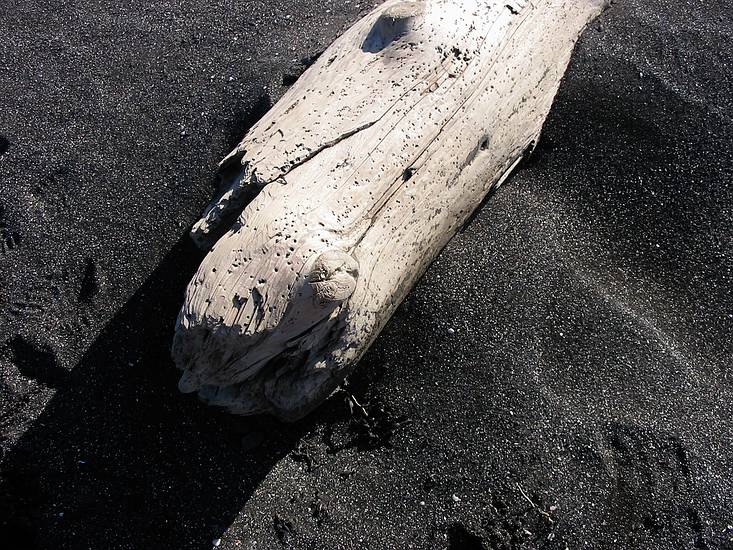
{"left": 172, "top": 0, "right": 609, "bottom": 421}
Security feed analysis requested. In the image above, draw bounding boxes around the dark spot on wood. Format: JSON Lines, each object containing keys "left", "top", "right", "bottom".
{"left": 506, "top": 4, "right": 519, "bottom": 15}
{"left": 402, "top": 167, "right": 415, "bottom": 181}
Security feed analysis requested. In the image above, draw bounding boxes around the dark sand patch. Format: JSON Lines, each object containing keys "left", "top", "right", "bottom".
{"left": 0, "top": 0, "right": 731, "bottom": 548}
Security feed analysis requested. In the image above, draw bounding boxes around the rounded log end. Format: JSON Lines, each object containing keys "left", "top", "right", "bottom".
{"left": 178, "top": 370, "right": 202, "bottom": 393}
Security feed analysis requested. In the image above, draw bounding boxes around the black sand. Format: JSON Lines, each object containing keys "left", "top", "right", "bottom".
{"left": 1, "top": 1, "right": 731, "bottom": 548}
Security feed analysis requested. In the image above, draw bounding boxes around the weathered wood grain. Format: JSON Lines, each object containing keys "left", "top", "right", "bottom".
{"left": 173, "top": 0, "right": 609, "bottom": 420}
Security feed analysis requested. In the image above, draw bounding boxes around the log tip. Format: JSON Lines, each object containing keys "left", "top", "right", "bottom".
{"left": 178, "top": 370, "right": 202, "bottom": 393}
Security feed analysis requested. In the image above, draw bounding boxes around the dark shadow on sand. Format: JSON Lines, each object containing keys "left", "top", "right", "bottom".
{"left": 0, "top": 233, "right": 310, "bottom": 549}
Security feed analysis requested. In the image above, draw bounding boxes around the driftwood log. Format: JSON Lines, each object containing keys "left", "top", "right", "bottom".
{"left": 172, "top": 0, "right": 608, "bottom": 420}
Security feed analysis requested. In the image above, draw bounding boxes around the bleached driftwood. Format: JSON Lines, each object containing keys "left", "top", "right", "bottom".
{"left": 172, "top": 0, "right": 608, "bottom": 420}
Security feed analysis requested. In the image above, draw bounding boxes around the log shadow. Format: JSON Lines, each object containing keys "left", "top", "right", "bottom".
{"left": 0, "top": 233, "right": 307, "bottom": 549}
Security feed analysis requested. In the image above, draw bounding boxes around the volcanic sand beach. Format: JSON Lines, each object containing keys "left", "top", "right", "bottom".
{"left": 1, "top": 0, "right": 731, "bottom": 548}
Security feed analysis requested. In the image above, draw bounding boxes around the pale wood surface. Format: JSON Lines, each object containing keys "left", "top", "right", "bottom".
{"left": 172, "top": 0, "right": 609, "bottom": 420}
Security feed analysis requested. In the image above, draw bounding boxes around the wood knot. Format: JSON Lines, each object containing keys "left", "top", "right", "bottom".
{"left": 362, "top": 1, "right": 424, "bottom": 53}
{"left": 309, "top": 250, "right": 359, "bottom": 305}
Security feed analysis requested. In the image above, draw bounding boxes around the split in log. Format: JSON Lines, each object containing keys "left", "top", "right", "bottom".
{"left": 172, "top": 0, "right": 610, "bottom": 421}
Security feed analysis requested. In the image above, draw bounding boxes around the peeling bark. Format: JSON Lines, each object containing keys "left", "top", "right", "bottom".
{"left": 173, "top": 0, "right": 609, "bottom": 420}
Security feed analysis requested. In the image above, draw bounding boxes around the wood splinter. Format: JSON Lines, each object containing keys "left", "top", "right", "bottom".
{"left": 172, "top": 0, "right": 609, "bottom": 421}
